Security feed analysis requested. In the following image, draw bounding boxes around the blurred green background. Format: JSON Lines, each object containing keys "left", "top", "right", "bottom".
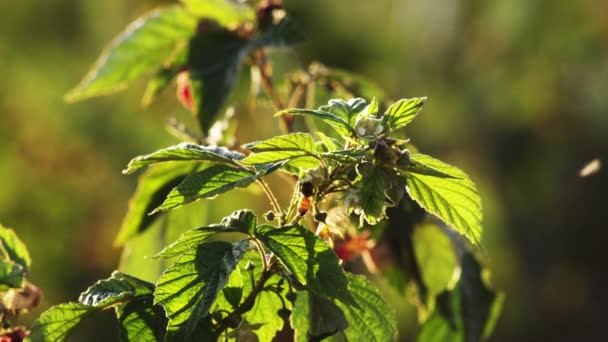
{"left": 1, "top": 0, "right": 607, "bottom": 340}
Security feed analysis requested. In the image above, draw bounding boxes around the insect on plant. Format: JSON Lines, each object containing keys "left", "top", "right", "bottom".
{"left": 16, "top": 1, "right": 505, "bottom": 341}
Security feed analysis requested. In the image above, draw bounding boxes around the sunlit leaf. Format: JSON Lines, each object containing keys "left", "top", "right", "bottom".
{"left": 28, "top": 303, "right": 94, "bottom": 342}
{"left": 0, "top": 260, "right": 24, "bottom": 290}
{"left": 123, "top": 143, "right": 244, "bottom": 174}
{"left": 418, "top": 253, "right": 503, "bottom": 342}
{"left": 0, "top": 224, "right": 32, "bottom": 273}
{"left": 180, "top": 0, "right": 255, "bottom": 28}
{"left": 254, "top": 225, "right": 348, "bottom": 300}
{"left": 242, "top": 133, "right": 320, "bottom": 168}
{"left": 322, "top": 149, "right": 366, "bottom": 163}
{"left": 66, "top": 6, "right": 197, "bottom": 101}
{"left": 154, "top": 240, "right": 248, "bottom": 339}
{"left": 382, "top": 97, "right": 426, "bottom": 131}
{"left": 358, "top": 163, "right": 387, "bottom": 225}
{"left": 291, "top": 290, "right": 348, "bottom": 342}
{"left": 78, "top": 271, "right": 154, "bottom": 307}
{"left": 405, "top": 154, "right": 483, "bottom": 245}
{"left": 115, "top": 163, "right": 197, "bottom": 246}
{"left": 116, "top": 296, "right": 167, "bottom": 342}
{"left": 413, "top": 224, "right": 459, "bottom": 297}
{"left": 154, "top": 226, "right": 247, "bottom": 259}
{"left": 245, "top": 283, "right": 288, "bottom": 341}
{"left": 156, "top": 210, "right": 258, "bottom": 259}
{"left": 154, "top": 165, "right": 259, "bottom": 212}
{"left": 277, "top": 98, "right": 367, "bottom": 137}
{"left": 334, "top": 274, "right": 398, "bottom": 342}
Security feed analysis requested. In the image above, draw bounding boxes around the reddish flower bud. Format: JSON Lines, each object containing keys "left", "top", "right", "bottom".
{"left": 176, "top": 72, "right": 194, "bottom": 112}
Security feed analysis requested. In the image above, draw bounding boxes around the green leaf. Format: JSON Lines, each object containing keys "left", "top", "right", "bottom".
{"left": 154, "top": 240, "right": 248, "bottom": 338}
{"left": 0, "top": 224, "right": 32, "bottom": 273}
{"left": 28, "top": 303, "right": 95, "bottom": 342}
{"left": 115, "top": 163, "right": 197, "bottom": 246}
{"left": 123, "top": 143, "right": 244, "bottom": 174}
{"left": 291, "top": 290, "right": 348, "bottom": 342}
{"left": 154, "top": 227, "right": 242, "bottom": 259}
{"left": 315, "top": 132, "right": 340, "bottom": 152}
{"left": 187, "top": 28, "right": 250, "bottom": 132}
{"left": 322, "top": 149, "right": 366, "bottom": 163}
{"left": 154, "top": 165, "right": 259, "bottom": 212}
{"left": 241, "top": 133, "right": 319, "bottom": 167}
{"left": 383, "top": 168, "right": 407, "bottom": 206}
{"left": 405, "top": 154, "right": 483, "bottom": 245}
{"left": 358, "top": 164, "right": 387, "bottom": 225}
{"left": 116, "top": 296, "right": 167, "bottom": 342}
{"left": 220, "top": 267, "right": 243, "bottom": 309}
{"left": 245, "top": 285, "right": 287, "bottom": 341}
{"left": 79, "top": 271, "right": 154, "bottom": 307}
{"left": 0, "top": 260, "right": 24, "bottom": 290}
{"left": 400, "top": 153, "right": 460, "bottom": 179}
{"left": 382, "top": 97, "right": 426, "bottom": 131}
{"left": 418, "top": 252, "right": 504, "bottom": 342}
{"left": 277, "top": 98, "right": 367, "bottom": 137}
{"left": 413, "top": 224, "right": 459, "bottom": 297}
{"left": 334, "top": 274, "right": 398, "bottom": 342}
{"left": 180, "top": 0, "right": 255, "bottom": 28}
{"left": 218, "top": 209, "right": 257, "bottom": 234}
{"left": 65, "top": 6, "right": 197, "bottom": 101}
{"left": 255, "top": 225, "right": 348, "bottom": 300}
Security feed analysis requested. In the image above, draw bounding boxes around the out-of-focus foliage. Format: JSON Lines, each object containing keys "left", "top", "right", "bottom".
{"left": 1, "top": 0, "right": 607, "bottom": 341}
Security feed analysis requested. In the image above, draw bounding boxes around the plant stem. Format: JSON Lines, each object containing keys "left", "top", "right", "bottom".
{"left": 253, "top": 49, "right": 294, "bottom": 133}
{"left": 215, "top": 266, "right": 273, "bottom": 334}
{"left": 256, "top": 179, "right": 283, "bottom": 225}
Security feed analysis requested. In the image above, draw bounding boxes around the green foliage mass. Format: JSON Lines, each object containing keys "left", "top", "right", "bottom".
{"left": 23, "top": 1, "right": 503, "bottom": 341}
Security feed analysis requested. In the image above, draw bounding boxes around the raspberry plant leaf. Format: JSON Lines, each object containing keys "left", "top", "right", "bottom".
{"left": 115, "top": 163, "right": 197, "bottom": 246}
{"left": 405, "top": 154, "right": 483, "bottom": 245}
{"left": 153, "top": 240, "right": 249, "bottom": 339}
{"left": 0, "top": 260, "right": 25, "bottom": 290}
{"left": 123, "top": 143, "right": 244, "bottom": 174}
{"left": 241, "top": 133, "right": 320, "bottom": 167}
{"left": 180, "top": 0, "right": 255, "bottom": 29}
{"left": 154, "top": 209, "right": 256, "bottom": 259}
{"left": 29, "top": 272, "right": 158, "bottom": 341}
{"left": 254, "top": 225, "right": 349, "bottom": 300}
{"left": 413, "top": 224, "right": 459, "bottom": 298}
{"left": 333, "top": 274, "right": 398, "bottom": 342}
{"left": 418, "top": 253, "right": 504, "bottom": 342}
{"left": 27, "top": 303, "right": 95, "bottom": 342}
{"left": 382, "top": 97, "right": 426, "bottom": 132}
{"left": 186, "top": 28, "right": 250, "bottom": 132}
{"left": 154, "top": 165, "right": 260, "bottom": 212}
{"left": 65, "top": 6, "right": 197, "bottom": 102}
{"left": 358, "top": 163, "right": 388, "bottom": 225}
{"left": 116, "top": 296, "right": 167, "bottom": 342}
{"left": 78, "top": 271, "right": 155, "bottom": 307}
{"left": 244, "top": 275, "right": 292, "bottom": 341}
{"left": 0, "top": 224, "right": 32, "bottom": 273}
{"left": 276, "top": 98, "right": 368, "bottom": 137}
{"left": 291, "top": 290, "right": 348, "bottom": 342}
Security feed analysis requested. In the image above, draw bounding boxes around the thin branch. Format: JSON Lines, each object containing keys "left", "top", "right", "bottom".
{"left": 256, "top": 179, "right": 283, "bottom": 225}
